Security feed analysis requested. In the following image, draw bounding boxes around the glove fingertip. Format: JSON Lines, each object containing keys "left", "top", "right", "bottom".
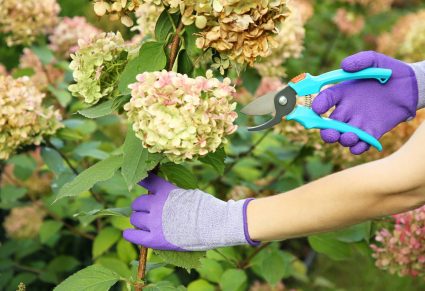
{"left": 321, "top": 129, "right": 340, "bottom": 143}
{"left": 312, "top": 94, "right": 330, "bottom": 115}
{"left": 341, "top": 51, "right": 378, "bottom": 72}
{"left": 350, "top": 142, "right": 370, "bottom": 155}
{"left": 123, "top": 229, "right": 145, "bottom": 245}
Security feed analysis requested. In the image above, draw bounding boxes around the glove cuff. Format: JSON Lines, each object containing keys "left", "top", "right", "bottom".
{"left": 409, "top": 61, "right": 425, "bottom": 110}
{"left": 243, "top": 198, "right": 261, "bottom": 247}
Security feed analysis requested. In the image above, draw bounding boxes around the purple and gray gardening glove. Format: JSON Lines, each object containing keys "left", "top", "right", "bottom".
{"left": 312, "top": 51, "right": 425, "bottom": 155}
{"left": 123, "top": 173, "right": 259, "bottom": 251}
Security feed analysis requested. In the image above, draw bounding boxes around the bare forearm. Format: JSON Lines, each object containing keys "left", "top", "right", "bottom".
{"left": 247, "top": 123, "right": 425, "bottom": 242}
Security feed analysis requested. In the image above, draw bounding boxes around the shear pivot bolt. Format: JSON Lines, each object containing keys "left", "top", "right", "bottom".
{"left": 278, "top": 96, "right": 288, "bottom": 106}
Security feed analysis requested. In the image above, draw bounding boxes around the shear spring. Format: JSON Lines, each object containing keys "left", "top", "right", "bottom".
{"left": 304, "top": 95, "right": 313, "bottom": 108}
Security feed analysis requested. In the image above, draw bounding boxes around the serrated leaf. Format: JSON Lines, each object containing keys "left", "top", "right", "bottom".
{"left": 118, "top": 41, "right": 167, "bottom": 95}
{"left": 78, "top": 100, "right": 113, "bottom": 119}
{"left": 122, "top": 128, "right": 162, "bottom": 191}
{"left": 55, "top": 155, "right": 123, "bottom": 202}
{"left": 155, "top": 10, "right": 179, "bottom": 42}
{"left": 95, "top": 257, "right": 131, "bottom": 278}
{"left": 177, "top": 49, "right": 193, "bottom": 76}
{"left": 154, "top": 250, "right": 205, "bottom": 271}
{"left": 197, "top": 258, "right": 223, "bottom": 283}
{"left": 160, "top": 163, "right": 198, "bottom": 189}
{"left": 219, "top": 269, "right": 247, "bottom": 291}
{"left": 54, "top": 265, "right": 120, "bottom": 291}
{"left": 93, "top": 227, "right": 121, "bottom": 258}
{"left": 199, "top": 147, "right": 226, "bottom": 175}
{"left": 74, "top": 207, "right": 131, "bottom": 218}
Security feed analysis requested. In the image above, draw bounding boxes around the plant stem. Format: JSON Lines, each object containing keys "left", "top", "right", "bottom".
{"left": 168, "top": 21, "right": 185, "bottom": 71}
{"left": 135, "top": 246, "right": 148, "bottom": 291}
{"left": 238, "top": 242, "right": 271, "bottom": 269}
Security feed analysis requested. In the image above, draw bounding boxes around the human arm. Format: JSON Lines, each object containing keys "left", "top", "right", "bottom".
{"left": 248, "top": 122, "right": 425, "bottom": 241}
{"left": 312, "top": 51, "right": 423, "bottom": 154}
{"left": 123, "top": 122, "right": 425, "bottom": 250}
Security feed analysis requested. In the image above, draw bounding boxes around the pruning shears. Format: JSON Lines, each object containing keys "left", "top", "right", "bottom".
{"left": 241, "top": 68, "right": 393, "bottom": 152}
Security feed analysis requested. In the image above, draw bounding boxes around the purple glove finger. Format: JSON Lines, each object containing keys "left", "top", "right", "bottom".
{"left": 131, "top": 194, "right": 157, "bottom": 212}
{"left": 341, "top": 51, "right": 379, "bottom": 72}
{"left": 123, "top": 229, "right": 150, "bottom": 245}
{"left": 130, "top": 212, "right": 150, "bottom": 230}
{"left": 138, "top": 172, "right": 177, "bottom": 193}
{"left": 320, "top": 129, "right": 340, "bottom": 143}
{"left": 339, "top": 132, "right": 359, "bottom": 147}
{"left": 350, "top": 141, "right": 370, "bottom": 155}
{"left": 312, "top": 85, "right": 345, "bottom": 114}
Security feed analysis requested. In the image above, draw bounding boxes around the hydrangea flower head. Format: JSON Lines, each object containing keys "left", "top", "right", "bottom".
{"left": 93, "top": 0, "right": 141, "bottom": 27}
{"left": 0, "top": 0, "right": 60, "bottom": 46}
{"left": 371, "top": 206, "right": 425, "bottom": 277}
{"left": 3, "top": 202, "right": 46, "bottom": 239}
{"left": 255, "top": 2, "right": 305, "bottom": 77}
{"left": 49, "top": 17, "right": 101, "bottom": 59}
{"left": 68, "top": 32, "right": 129, "bottom": 104}
{"left": 0, "top": 76, "right": 62, "bottom": 160}
{"left": 377, "top": 10, "right": 425, "bottom": 62}
{"left": 125, "top": 70, "right": 238, "bottom": 163}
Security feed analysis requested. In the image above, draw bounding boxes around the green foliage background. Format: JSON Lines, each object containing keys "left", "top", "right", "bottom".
{"left": 1, "top": 1, "right": 425, "bottom": 290}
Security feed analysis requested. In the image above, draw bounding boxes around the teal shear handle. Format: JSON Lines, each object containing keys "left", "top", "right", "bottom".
{"left": 289, "top": 68, "right": 392, "bottom": 97}
{"left": 286, "top": 106, "right": 383, "bottom": 151}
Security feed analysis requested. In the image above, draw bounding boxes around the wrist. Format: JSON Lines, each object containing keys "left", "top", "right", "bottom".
{"left": 408, "top": 61, "right": 425, "bottom": 110}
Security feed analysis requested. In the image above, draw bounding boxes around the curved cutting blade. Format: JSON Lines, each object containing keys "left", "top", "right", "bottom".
{"left": 241, "top": 92, "right": 277, "bottom": 116}
{"left": 245, "top": 86, "right": 298, "bottom": 131}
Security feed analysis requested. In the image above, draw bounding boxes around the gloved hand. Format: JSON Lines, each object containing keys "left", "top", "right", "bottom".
{"left": 123, "top": 173, "right": 259, "bottom": 251}
{"left": 312, "top": 51, "right": 420, "bottom": 155}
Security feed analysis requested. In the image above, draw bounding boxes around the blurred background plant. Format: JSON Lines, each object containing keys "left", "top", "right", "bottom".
{"left": 1, "top": 0, "right": 425, "bottom": 290}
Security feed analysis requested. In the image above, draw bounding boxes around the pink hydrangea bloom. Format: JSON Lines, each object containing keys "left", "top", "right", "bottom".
{"left": 49, "top": 17, "right": 101, "bottom": 59}
{"left": 125, "top": 70, "right": 238, "bottom": 163}
{"left": 371, "top": 206, "right": 425, "bottom": 277}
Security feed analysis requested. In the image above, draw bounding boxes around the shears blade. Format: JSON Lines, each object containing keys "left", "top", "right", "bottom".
{"left": 241, "top": 92, "right": 277, "bottom": 116}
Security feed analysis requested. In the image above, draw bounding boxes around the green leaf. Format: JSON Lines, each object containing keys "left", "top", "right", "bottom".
{"left": 183, "top": 24, "right": 202, "bottom": 58}
{"left": 55, "top": 155, "right": 123, "bottom": 202}
{"left": 331, "top": 222, "right": 373, "bottom": 243}
{"left": 308, "top": 234, "right": 353, "bottom": 261}
{"left": 92, "top": 227, "right": 121, "bottom": 258}
{"left": 12, "top": 67, "right": 35, "bottom": 78}
{"left": 160, "top": 163, "right": 198, "bottom": 189}
{"left": 154, "top": 250, "right": 205, "bottom": 271}
{"left": 306, "top": 157, "right": 333, "bottom": 180}
{"left": 74, "top": 142, "right": 109, "bottom": 160}
{"left": 122, "top": 128, "right": 162, "bottom": 191}
{"left": 0, "top": 185, "right": 27, "bottom": 209}
{"left": 8, "top": 154, "right": 37, "bottom": 180}
{"left": 199, "top": 147, "right": 226, "bottom": 175}
{"left": 155, "top": 10, "right": 179, "bottom": 42}
{"left": 54, "top": 265, "right": 120, "bottom": 291}
{"left": 95, "top": 257, "right": 131, "bottom": 278}
{"left": 251, "top": 248, "right": 292, "bottom": 285}
{"left": 30, "top": 46, "right": 54, "bottom": 64}
{"left": 219, "top": 269, "right": 247, "bottom": 291}
{"left": 39, "top": 220, "right": 63, "bottom": 244}
{"left": 177, "top": 49, "right": 193, "bottom": 76}
{"left": 47, "top": 256, "right": 80, "bottom": 273}
{"left": 7, "top": 272, "right": 37, "bottom": 290}
{"left": 41, "top": 147, "right": 68, "bottom": 175}
{"left": 74, "top": 207, "right": 131, "bottom": 218}
{"left": 48, "top": 85, "right": 72, "bottom": 107}
{"left": 197, "top": 258, "right": 223, "bottom": 283}
{"left": 241, "top": 67, "right": 261, "bottom": 95}
{"left": 118, "top": 41, "right": 167, "bottom": 95}
{"left": 117, "top": 239, "right": 137, "bottom": 264}
{"left": 78, "top": 100, "right": 114, "bottom": 119}
{"left": 188, "top": 279, "right": 215, "bottom": 291}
